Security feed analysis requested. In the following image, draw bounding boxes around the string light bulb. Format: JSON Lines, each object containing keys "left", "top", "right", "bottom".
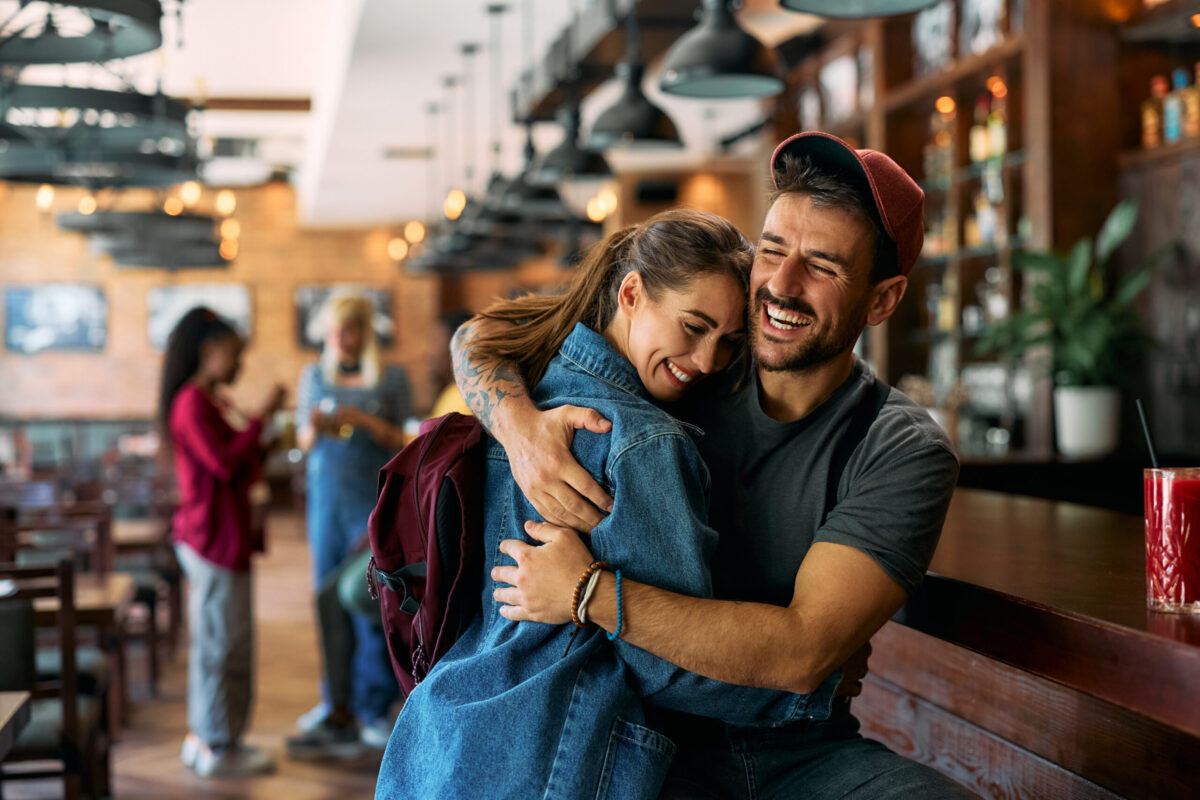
{"left": 220, "top": 218, "right": 240, "bottom": 239}
{"left": 181, "top": 181, "right": 202, "bottom": 206}
{"left": 35, "top": 184, "right": 55, "bottom": 210}
{"left": 215, "top": 189, "right": 237, "bottom": 216}
{"left": 598, "top": 188, "right": 618, "bottom": 216}
{"left": 935, "top": 96, "right": 956, "bottom": 115}
{"left": 219, "top": 239, "right": 239, "bottom": 260}
{"left": 443, "top": 189, "right": 466, "bottom": 220}
{"left": 78, "top": 195, "right": 97, "bottom": 215}
{"left": 586, "top": 196, "right": 607, "bottom": 223}
{"left": 404, "top": 220, "right": 426, "bottom": 243}
{"left": 387, "top": 237, "right": 409, "bottom": 261}
{"left": 164, "top": 197, "right": 184, "bottom": 216}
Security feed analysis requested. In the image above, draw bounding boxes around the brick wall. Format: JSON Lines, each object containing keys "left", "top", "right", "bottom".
{"left": 0, "top": 181, "right": 440, "bottom": 420}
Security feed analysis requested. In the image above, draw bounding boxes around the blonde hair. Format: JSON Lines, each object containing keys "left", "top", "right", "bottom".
{"left": 318, "top": 290, "right": 381, "bottom": 386}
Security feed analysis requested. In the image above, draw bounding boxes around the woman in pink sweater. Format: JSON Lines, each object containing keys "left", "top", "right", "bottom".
{"left": 158, "top": 307, "right": 285, "bottom": 779}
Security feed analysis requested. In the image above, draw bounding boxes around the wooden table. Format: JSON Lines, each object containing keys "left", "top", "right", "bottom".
{"left": 112, "top": 518, "right": 170, "bottom": 555}
{"left": 855, "top": 489, "right": 1199, "bottom": 800}
{"left": 34, "top": 572, "right": 135, "bottom": 742}
{"left": 0, "top": 692, "right": 31, "bottom": 762}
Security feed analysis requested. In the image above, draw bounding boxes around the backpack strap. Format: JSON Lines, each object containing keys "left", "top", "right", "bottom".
{"left": 823, "top": 377, "right": 891, "bottom": 525}
{"left": 374, "top": 562, "right": 427, "bottom": 615}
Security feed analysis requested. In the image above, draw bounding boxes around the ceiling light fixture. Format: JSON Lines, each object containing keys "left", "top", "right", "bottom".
{"left": 0, "top": 0, "right": 164, "bottom": 65}
{"left": 660, "top": 0, "right": 784, "bottom": 99}
{"left": 777, "top": 0, "right": 940, "bottom": 18}
{"left": 591, "top": 10, "right": 682, "bottom": 150}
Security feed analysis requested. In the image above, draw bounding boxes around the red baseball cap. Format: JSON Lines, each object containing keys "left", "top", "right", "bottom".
{"left": 770, "top": 131, "right": 924, "bottom": 276}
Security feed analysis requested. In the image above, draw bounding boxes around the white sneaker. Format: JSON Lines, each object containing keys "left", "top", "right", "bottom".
{"left": 359, "top": 717, "right": 392, "bottom": 750}
{"left": 193, "top": 743, "right": 277, "bottom": 778}
{"left": 180, "top": 733, "right": 202, "bottom": 769}
{"left": 296, "top": 702, "right": 329, "bottom": 733}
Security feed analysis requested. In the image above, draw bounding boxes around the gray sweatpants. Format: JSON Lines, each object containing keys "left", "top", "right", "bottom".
{"left": 175, "top": 543, "right": 254, "bottom": 748}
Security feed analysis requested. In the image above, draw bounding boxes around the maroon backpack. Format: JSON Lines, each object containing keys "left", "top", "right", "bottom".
{"left": 366, "top": 412, "right": 486, "bottom": 697}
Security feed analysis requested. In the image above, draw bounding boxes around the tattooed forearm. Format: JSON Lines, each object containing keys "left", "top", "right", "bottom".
{"left": 451, "top": 321, "right": 529, "bottom": 434}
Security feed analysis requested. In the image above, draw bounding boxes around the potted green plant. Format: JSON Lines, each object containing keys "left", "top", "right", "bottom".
{"left": 977, "top": 199, "right": 1171, "bottom": 459}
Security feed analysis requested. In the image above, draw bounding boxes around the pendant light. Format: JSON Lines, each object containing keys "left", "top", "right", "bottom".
{"left": 532, "top": 95, "right": 612, "bottom": 188}
{"left": 590, "top": 10, "right": 682, "bottom": 150}
{"left": 777, "top": 0, "right": 940, "bottom": 17}
{"left": 532, "top": 3, "right": 611, "bottom": 191}
{"left": 659, "top": 0, "right": 783, "bottom": 99}
{"left": 0, "top": 1, "right": 164, "bottom": 65}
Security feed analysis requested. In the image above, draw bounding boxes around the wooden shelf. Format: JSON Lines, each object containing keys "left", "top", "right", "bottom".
{"left": 1118, "top": 136, "right": 1200, "bottom": 170}
{"left": 883, "top": 34, "right": 1025, "bottom": 114}
{"left": 1120, "top": 0, "right": 1200, "bottom": 44}
{"left": 919, "top": 150, "right": 1026, "bottom": 192}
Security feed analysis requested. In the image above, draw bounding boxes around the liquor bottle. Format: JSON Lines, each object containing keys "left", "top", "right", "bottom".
{"left": 1184, "top": 63, "right": 1200, "bottom": 139}
{"left": 1164, "top": 69, "right": 1187, "bottom": 144}
{"left": 969, "top": 94, "right": 991, "bottom": 163}
{"left": 988, "top": 91, "right": 1008, "bottom": 156}
{"left": 1142, "top": 76, "right": 1168, "bottom": 148}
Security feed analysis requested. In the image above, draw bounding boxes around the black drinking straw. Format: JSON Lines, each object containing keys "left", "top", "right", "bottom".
{"left": 1136, "top": 399, "right": 1159, "bottom": 469}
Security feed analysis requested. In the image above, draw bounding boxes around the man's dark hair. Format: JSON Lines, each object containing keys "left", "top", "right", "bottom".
{"left": 770, "top": 154, "right": 900, "bottom": 283}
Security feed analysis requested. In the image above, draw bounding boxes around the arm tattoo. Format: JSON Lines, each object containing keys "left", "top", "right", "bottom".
{"left": 451, "top": 322, "right": 529, "bottom": 434}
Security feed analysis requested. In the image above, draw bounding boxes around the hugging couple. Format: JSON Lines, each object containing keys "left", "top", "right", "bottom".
{"left": 374, "top": 132, "right": 972, "bottom": 800}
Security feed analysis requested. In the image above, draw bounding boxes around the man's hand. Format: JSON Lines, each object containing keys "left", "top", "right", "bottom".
{"left": 500, "top": 403, "right": 614, "bottom": 532}
{"left": 492, "top": 520, "right": 595, "bottom": 624}
{"left": 835, "top": 640, "right": 871, "bottom": 698}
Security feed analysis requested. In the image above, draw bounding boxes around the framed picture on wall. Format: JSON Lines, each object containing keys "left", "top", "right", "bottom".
{"left": 294, "top": 285, "right": 396, "bottom": 350}
{"left": 147, "top": 284, "right": 252, "bottom": 351}
{"left": 4, "top": 284, "right": 108, "bottom": 355}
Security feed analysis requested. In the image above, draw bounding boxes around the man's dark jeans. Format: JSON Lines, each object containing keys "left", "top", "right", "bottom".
{"left": 659, "top": 700, "right": 976, "bottom": 800}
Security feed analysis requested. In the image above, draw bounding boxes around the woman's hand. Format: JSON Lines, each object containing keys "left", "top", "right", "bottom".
{"left": 500, "top": 403, "right": 615, "bottom": 533}
{"left": 492, "top": 520, "right": 595, "bottom": 624}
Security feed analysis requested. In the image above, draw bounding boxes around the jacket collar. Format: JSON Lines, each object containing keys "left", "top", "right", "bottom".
{"left": 556, "top": 322, "right": 706, "bottom": 439}
{"left": 557, "top": 322, "right": 648, "bottom": 400}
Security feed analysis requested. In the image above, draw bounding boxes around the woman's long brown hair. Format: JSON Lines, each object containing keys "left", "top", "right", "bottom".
{"left": 472, "top": 208, "right": 753, "bottom": 388}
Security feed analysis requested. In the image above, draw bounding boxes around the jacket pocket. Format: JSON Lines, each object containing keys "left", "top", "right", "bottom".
{"left": 593, "top": 718, "right": 677, "bottom": 800}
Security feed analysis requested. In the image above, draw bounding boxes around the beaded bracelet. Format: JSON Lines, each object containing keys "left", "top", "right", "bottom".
{"left": 570, "top": 560, "right": 609, "bottom": 628}
{"left": 606, "top": 570, "right": 624, "bottom": 642}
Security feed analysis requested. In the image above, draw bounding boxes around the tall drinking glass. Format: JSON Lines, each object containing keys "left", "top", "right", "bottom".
{"left": 1144, "top": 467, "right": 1200, "bottom": 613}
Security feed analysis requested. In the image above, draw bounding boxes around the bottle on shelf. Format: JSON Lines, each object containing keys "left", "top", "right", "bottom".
{"left": 1183, "top": 63, "right": 1200, "bottom": 140}
{"left": 970, "top": 94, "right": 991, "bottom": 163}
{"left": 986, "top": 76, "right": 1008, "bottom": 157}
{"left": 1164, "top": 68, "right": 1187, "bottom": 144}
{"left": 1142, "top": 75, "right": 1168, "bottom": 149}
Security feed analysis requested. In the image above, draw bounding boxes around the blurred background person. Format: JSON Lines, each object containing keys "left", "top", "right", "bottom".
{"left": 159, "top": 307, "right": 286, "bottom": 778}
{"left": 293, "top": 291, "right": 411, "bottom": 750}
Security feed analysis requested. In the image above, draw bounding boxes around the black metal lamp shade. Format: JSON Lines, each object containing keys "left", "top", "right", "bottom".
{"left": 659, "top": 0, "right": 784, "bottom": 99}
{"left": 591, "top": 62, "right": 682, "bottom": 150}
{"left": 777, "top": 0, "right": 939, "bottom": 17}
{"left": 0, "top": 1, "right": 164, "bottom": 65}
{"left": 57, "top": 210, "right": 227, "bottom": 268}
{"left": 0, "top": 141, "right": 196, "bottom": 186}
{"left": 532, "top": 102, "right": 612, "bottom": 186}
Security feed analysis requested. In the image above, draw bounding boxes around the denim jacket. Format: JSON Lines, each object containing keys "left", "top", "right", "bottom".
{"left": 375, "top": 323, "right": 839, "bottom": 800}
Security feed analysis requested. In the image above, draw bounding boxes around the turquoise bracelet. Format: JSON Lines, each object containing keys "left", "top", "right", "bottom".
{"left": 606, "top": 569, "right": 623, "bottom": 642}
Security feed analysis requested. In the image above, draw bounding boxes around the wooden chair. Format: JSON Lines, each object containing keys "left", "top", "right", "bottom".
{"left": 0, "top": 558, "right": 109, "bottom": 800}
{"left": 3, "top": 504, "right": 122, "bottom": 740}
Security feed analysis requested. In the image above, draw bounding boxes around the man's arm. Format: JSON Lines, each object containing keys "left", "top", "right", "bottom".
{"left": 498, "top": 526, "right": 902, "bottom": 694}
{"left": 495, "top": 437, "right": 958, "bottom": 694}
{"left": 451, "top": 318, "right": 614, "bottom": 530}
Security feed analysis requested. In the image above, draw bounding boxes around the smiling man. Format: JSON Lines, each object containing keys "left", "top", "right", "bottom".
{"left": 451, "top": 132, "right": 970, "bottom": 799}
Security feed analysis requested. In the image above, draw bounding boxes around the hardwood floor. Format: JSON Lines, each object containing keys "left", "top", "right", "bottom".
{"left": 8, "top": 511, "right": 384, "bottom": 799}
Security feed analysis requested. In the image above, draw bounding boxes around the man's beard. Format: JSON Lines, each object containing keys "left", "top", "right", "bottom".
{"left": 751, "top": 287, "right": 867, "bottom": 373}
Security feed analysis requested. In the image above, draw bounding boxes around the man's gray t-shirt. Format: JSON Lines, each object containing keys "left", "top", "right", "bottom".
{"left": 693, "top": 358, "right": 959, "bottom": 605}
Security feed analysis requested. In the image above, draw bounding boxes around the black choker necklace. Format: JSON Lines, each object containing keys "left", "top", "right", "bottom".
{"left": 338, "top": 361, "right": 362, "bottom": 376}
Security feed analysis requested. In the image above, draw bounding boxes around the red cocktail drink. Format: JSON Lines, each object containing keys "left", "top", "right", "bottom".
{"left": 1145, "top": 468, "right": 1200, "bottom": 613}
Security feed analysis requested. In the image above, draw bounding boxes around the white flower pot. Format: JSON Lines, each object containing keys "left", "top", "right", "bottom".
{"left": 1053, "top": 386, "right": 1120, "bottom": 459}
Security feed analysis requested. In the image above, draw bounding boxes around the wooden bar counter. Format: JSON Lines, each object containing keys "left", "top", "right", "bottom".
{"left": 855, "top": 489, "right": 1199, "bottom": 800}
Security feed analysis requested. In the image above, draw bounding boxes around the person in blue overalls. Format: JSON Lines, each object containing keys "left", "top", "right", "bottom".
{"left": 292, "top": 291, "right": 411, "bottom": 753}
